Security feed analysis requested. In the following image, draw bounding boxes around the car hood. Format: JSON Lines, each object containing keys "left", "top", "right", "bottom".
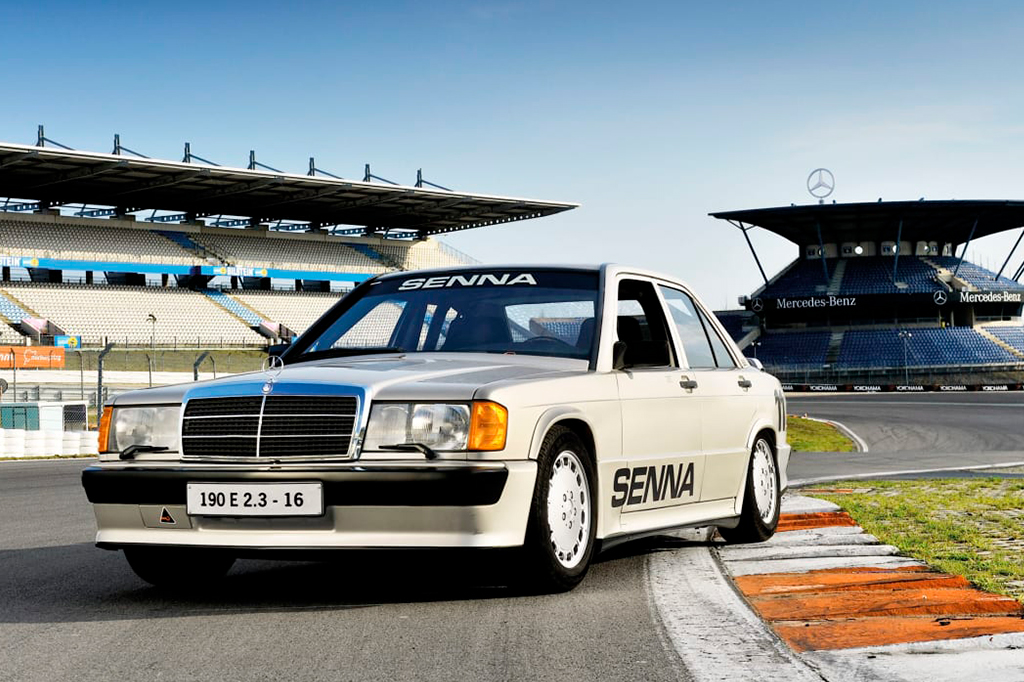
{"left": 112, "top": 353, "right": 590, "bottom": 406}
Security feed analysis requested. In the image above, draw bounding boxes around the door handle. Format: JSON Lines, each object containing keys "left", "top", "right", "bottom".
{"left": 679, "top": 378, "right": 698, "bottom": 390}
{"left": 737, "top": 377, "right": 752, "bottom": 389}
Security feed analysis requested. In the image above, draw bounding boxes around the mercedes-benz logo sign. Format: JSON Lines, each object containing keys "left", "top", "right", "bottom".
{"left": 933, "top": 290, "right": 948, "bottom": 306}
{"left": 807, "top": 168, "right": 835, "bottom": 199}
{"left": 750, "top": 298, "right": 764, "bottom": 313}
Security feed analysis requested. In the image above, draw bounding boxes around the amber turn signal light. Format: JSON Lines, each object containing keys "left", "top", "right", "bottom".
{"left": 98, "top": 406, "right": 113, "bottom": 453}
{"left": 468, "top": 401, "right": 508, "bottom": 451}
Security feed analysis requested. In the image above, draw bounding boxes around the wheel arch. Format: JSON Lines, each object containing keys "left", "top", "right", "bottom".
{"left": 733, "top": 421, "right": 780, "bottom": 514}
{"left": 528, "top": 407, "right": 599, "bottom": 465}
{"left": 745, "top": 419, "right": 779, "bottom": 456}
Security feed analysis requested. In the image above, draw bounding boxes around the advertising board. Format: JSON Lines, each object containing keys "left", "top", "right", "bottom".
{"left": 0, "top": 346, "right": 66, "bottom": 369}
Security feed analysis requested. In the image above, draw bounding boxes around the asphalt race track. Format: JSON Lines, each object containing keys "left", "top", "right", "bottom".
{"left": 0, "top": 460, "right": 694, "bottom": 682}
{"left": 3, "top": 393, "right": 1021, "bottom": 681}
{"left": 788, "top": 392, "right": 1024, "bottom": 484}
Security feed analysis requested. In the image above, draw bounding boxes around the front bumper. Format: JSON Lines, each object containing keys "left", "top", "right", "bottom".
{"left": 82, "top": 460, "right": 538, "bottom": 550}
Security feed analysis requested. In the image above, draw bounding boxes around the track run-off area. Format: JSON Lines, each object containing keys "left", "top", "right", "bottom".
{"left": 1, "top": 392, "right": 1021, "bottom": 681}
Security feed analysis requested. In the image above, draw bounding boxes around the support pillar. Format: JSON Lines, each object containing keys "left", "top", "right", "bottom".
{"left": 995, "top": 227, "right": 1024, "bottom": 281}
{"left": 815, "top": 221, "right": 830, "bottom": 283}
{"left": 892, "top": 219, "right": 903, "bottom": 282}
{"left": 953, "top": 218, "right": 979, "bottom": 279}
{"left": 729, "top": 220, "right": 769, "bottom": 286}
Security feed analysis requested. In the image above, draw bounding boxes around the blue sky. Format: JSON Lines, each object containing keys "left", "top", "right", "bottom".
{"left": 2, "top": 1, "right": 1023, "bottom": 308}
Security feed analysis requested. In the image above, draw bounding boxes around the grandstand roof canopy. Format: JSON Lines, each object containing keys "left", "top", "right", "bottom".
{"left": 0, "top": 142, "right": 576, "bottom": 237}
{"left": 711, "top": 200, "right": 1024, "bottom": 246}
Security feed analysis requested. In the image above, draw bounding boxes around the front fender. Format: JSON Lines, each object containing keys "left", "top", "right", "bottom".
{"left": 527, "top": 406, "right": 602, "bottom": 461}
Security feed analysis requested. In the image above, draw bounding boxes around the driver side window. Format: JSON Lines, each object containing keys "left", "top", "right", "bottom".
{"left": 616, "top": 279, "right": 676, "bottom": 368}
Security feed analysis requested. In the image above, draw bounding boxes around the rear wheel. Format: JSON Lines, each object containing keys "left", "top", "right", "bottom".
{"left": 719, "top": 436, "right": 780, "bottom": 544}
{"left": 124, "top": 547, "right": 235, "bottom": 589}
{"left": 521, "top": 425, "right": 597, "bottom": 593}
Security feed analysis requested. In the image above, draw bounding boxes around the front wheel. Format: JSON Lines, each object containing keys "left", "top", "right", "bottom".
{"left": 718, "top": 436, "right": 780, "bottom": 544}
{"left": 520, "top": 425, "right": 597, "bottom": 593}
{"left": 124, "top": 547, "right": 235, "bottom": 589}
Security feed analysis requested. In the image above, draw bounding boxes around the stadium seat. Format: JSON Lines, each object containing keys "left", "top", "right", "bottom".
{"left": 985, "top": 325, "right": 1024, "bottom": 354}
{"left": 372, "top": 240, "right": 479, "bottom": 270}
{"left": 0, "top": 219, "right": 204, "bottom": 266}
{"left": 750, "top": 331, "right": 832, "bottom": 370}
{"left": 192, "top": 232, "right": 391, "bottom": 274}
{"left": 761, "top": 257, "right": 945, "bottom": 298}
{"left": 930, "top": 257, "right": 1024, "bottom": 291}
{"left": 837, "top": 328, "right": 1019, "bottom": 369}
{"left": 0, "top": 283, "right": 266, "bottom": 346}
{"left": 229, "top": 290, "right": 341, "bottom": 336}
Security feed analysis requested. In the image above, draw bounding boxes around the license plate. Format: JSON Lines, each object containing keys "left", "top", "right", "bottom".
{"left": 186, "top": 483, "right": 324, "bottom": 517}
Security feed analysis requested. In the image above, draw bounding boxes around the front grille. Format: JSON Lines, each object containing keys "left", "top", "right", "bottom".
{"left": 181, "top": 395, "right": 358, "bottom": 459}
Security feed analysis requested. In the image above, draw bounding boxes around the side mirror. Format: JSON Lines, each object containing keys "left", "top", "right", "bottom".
{"left": 746, "top": 357, "right": 764, "bottom": 371}
{"left": 612, "top": 341, "right": 628, "bottom": 370}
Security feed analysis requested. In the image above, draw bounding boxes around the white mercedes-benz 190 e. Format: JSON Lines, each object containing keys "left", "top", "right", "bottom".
{"left": 82, "top": 264, "right": 789, "bottom": 592}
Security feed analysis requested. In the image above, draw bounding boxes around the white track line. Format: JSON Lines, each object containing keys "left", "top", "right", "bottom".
{"left": 791, "top": 460, "right": 1024, "bottom": 487}
{"left": 797, "top": 415, "right": 869, "bottom": 452}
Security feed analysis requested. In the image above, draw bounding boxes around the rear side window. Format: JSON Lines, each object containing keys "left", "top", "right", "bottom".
{"left": 698, "top": 307, "right": 737, "bottom": 368}
{"left": 658, "top": 286, "right": 735, "bottom": 369}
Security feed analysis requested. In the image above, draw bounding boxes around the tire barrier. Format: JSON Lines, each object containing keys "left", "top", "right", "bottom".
{"left": 0, "top": 428, "right": 99, "bottom": 458}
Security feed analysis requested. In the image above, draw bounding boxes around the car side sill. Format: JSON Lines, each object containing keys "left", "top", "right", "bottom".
{"left": 597, "top": 515, "right": 740, "bottom": 553}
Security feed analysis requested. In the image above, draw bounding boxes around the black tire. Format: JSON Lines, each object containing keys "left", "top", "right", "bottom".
{"left": 520, "top": 425, "right": 597, "bottom": 593}
{"left": 718, "top": 436, "right": 780, "bottom": 544}
{"left": 124, "top": 547, "right": 235, "bottom": 589}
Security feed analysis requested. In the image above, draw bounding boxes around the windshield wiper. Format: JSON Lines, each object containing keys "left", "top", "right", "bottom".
{"left": 119, "top": 444, "right": 170, "bottom": 461}
{"left": 379, "top": 443, "right": 439, "bottom": 460}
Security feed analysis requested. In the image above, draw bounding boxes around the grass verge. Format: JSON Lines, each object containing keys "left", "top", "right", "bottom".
{"left": 786, "top": 415, "right": 856, "bottom": 452}
{"left": 66, "top": 348, "right": 267, "bottom": 373}
{"left": 815, "top": 479, "right": 1024, "bottom": 602}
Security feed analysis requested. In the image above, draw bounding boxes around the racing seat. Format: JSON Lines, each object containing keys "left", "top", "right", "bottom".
{"left": 443, "top": 313, "right": 511, "bottom": 351}
{"left": 616, "top": 315, "right": 670, "bottom": 367}
{"left": 575, "top": 317, "right": 596, "bottom": 352}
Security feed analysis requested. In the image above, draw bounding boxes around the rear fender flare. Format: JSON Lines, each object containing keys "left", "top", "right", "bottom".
{"left": 733, "top": 418, "right": 778, "bottom": 514}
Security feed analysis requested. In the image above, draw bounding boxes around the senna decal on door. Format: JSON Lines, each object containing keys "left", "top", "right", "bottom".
{"left": 611, "top": 458, "right": 703, "bottom": 511}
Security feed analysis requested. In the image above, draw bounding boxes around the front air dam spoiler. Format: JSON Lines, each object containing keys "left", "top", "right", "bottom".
{"left": 82, "top": 464, "right": 509, "bottom": 507}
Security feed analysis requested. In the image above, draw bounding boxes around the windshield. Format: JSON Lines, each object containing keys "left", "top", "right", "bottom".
{"left": 295, "top": 269, "right": 600, "bottom": 361}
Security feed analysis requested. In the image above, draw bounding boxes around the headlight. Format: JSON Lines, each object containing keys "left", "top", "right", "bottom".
{"left": 363, "top": 401, "right": 507, "bottom": 452}
{"left": 108, "top": 406, "right": 181, "bottom": 454}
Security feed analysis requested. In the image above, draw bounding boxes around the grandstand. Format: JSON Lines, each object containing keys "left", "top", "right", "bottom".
{"left": 190, "top": 230, "right": 391, "bottom": 275}
{"left": 0, "top": 216, "right": 204, "bottom": 266}
{"left": 0, "top": 283, "right": 269, "bottom": 346}
{"left": 712, "top": 200, "right": 1024, "bottom": 383}
{"left": 228, "top": 290, "right": 339, "bottom": 339}
{"left": 0, "top": 214, "right": 485, "bottom": 346}
{"left": 0, "top": 135, "right": 576, "bottom": 350}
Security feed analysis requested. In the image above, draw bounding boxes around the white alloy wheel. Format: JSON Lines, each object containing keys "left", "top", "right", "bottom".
{"left": 751, "top": 439, "right": 778, "bottom": 522}
{"left": 546, "top": 450, "right": 591, "bottom": 569}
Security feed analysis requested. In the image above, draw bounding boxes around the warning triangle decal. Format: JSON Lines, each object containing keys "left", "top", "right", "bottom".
{"left": 159, "top": 508, "right": 175, "bottom": 525}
